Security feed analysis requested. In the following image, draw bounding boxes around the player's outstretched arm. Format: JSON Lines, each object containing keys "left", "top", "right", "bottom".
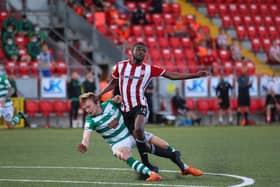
{"left": 162, "top": 70, "right": 210, "bottom": 80}
{"left": 78, "top": 131, "right": 92, "bottom": 153}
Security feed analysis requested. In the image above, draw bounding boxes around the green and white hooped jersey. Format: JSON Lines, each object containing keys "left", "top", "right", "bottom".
{"left": 84, "top": 100, "right": 130, "bottom": 146}
{"left": 0, "top": 75, "right": 12, "bottom": 106}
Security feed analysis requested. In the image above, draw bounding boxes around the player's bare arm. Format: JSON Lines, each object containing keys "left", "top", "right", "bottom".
{"left": 162, "top": 70, "right": 210, "bottom": 80}
{"left": 78, "top": 131, "right": 92, "bottom": 153}
{"left": 98, "top": 78, "right": 117, "bottom": 98}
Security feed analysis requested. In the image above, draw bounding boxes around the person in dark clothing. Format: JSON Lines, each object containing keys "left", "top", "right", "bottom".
{"left": 131, "top": 5, "right": 148, "bottom": 25}
{"left": 8, "top": 74, "right": 18, "bottom": 97}
{"left": 171, "top": 88, "right": 201, "bottom": 124}
{"left": 215, "top": 75, "right": 233, "bottom": 124}
{"left": 237, "top": 68, "right": 252, "bottom": 125}
{"left": 149, "top": 0, "right": 163, "bottom": 14}
{"left": 82, "top": 71, "right": 97, "bottom": 126}
{"left": 144, "top": 82, "right": 154, "bottom": 123}
{"left": 67, "top": 71, "right": 82, "bottom": 128}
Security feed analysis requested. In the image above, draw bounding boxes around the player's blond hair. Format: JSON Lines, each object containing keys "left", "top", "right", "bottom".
{"left": 80, "top": 92, "right": 99, "bottom": 104}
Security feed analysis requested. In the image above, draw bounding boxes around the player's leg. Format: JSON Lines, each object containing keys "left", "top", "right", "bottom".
{"left": 133, "top": 106, "right": 158, "bottom": 172}
{"left": 149, "top": 135, "right": 203, "bottom": 176}
{"left": 113, "top": 137, "right": 161, "bottom": 181}
{"left": 3, "top": 105, "right": 15, "bottom": 128}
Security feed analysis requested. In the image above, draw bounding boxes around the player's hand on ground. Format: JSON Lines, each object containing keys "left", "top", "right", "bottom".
{"left": 77, "top": 144, "right": 87, "bottom": 153}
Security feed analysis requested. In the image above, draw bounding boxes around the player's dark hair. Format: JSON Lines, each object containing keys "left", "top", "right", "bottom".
{"left": 132, "top": 42, "right": 146, "bottom": 51}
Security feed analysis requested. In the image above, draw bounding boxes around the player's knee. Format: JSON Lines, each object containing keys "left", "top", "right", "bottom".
{"left": 134, "top": 129, "right": 144, "bottom": 139}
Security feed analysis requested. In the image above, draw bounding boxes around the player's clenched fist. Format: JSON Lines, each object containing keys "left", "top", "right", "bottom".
{"left": 77, "top": 144, "right": 87, "bottom": 153}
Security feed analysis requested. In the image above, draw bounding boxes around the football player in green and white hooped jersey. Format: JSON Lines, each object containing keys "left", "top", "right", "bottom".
{"left": 78, "top": 93, "right": 202, "bottom": 181}
{"left": 0, "top": 74, "right": 28, "bottom": 128}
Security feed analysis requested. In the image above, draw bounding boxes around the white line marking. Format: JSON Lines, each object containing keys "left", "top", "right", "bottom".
{"left": 0, "top": 179, "right": 211, "bottom": 187}
{"left": 0, "top": 166, "right": 255, "bottom": 187}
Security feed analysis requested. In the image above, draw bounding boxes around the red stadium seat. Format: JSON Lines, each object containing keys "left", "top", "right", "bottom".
{"left": 163, "top": 13, "right": 174, "bottom": 25}
{"left": 184, "top": 49, "right": 196, "bottom": 61}
{"left": 30, "top": 61, "right": 39, "bottom": 77}
{"left": 243, "top": 15, "right": 253, "bottom": 27}
{"left": 223, "top": 61, "right": 233, "bottom": 75}
{"left": 251, "top": 38, "right": 261, "bottom": 53}
{"left": 218, "top": 4, "right": 228, "bottom": 15}
{"left": 236, "top": 25, "right": 246, "bottom": 40}
{"left": 146, "top": 36, "right": 157, "bottom": 49}
{"left": 5, "top": 61, "right": 17, "bottom": 75}
{"left": 143, "top": 25, "right": 154, "bottom": 37}
{"left": 25, "top": 100, "right": 39, "bottom": 117}
{"left": 246, "top": 61, "right": 255, "bottom": 75}
{"left": 185, "top": 99, "right": 196, "bottom": 110}
{"left": 18, "top": 61, "right": 30, "bottom": 77}
{"left": 39, "top": 100, "right": 53, "bottom": 117}
{"left": 56, "top": 61, "right": 67, "bottom": 76}
{"left": 221, "top": 15, "right": 232, "bottom": 29}
{"left": 162, "top": 3, "right": 171, "bottom": 13}
{"left": 238, "top": 3, "right": 247, "bottom": 15}
{"left": 155, "top": 25, "right": 165, "bottom": 37}
{"left": 247, "top": 26, "right": 257, "bottom": 40}
{"left": 152, "top": 14, "right": 163, "bottom": 25}
{"left": 218, "top": 49, "right": 230, "bottom": 62}
{"left": 169, "top": 37, "right": 181, "bottom": 48}
{"left": 249, "top": 4, "right": 258, "bottom": 15}
{"left": 212, "top": 62, "right": 222, "bottom": 76}
{"left": 159, "top": 37, "right": 169, "bottom": 49}
{"left": 208, "top": 98, "right": 219, "bottom": 114}
{"left": 173, "top": 48, "right": 184, "bottom": 61}
{"left": 150, "top": 49, "right": 161, "bottom": 62}
{"left": 171, "top": 2, "right": 181, "bottom": 16}
{"left": 186, "top": 61, "right": 198, "bottom": 73}
{"left": 253, "top": 15, "right": 263, "bottom": 27}
{"left": 235, "top": 61, "right": 243, "bottom": 76}
{"left": 161, "top": 48, "right": 172, "bottom": 61}
{"left": 257, "top": 26, "right": 267, "bottom": 38}
{"left": 233, "top": 15, "right": 242, "bottom": 27}
{"left": 132, "top": 25, "right": 143, "bottom": 37}
{"left": 181, "top": 37, "right": 193, "bottom": 49}
{"left": 53, "top": 100, "right": 67, "bottom": 116}
{"left": 207, "top": 3, "right": 217, "bottom": 17}
{"left": 197, "top": 99, "right": 209, "bottom": 115}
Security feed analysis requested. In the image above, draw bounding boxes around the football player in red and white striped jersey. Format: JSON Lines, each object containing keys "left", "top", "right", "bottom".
{"left": 98, "top": 42, "right": 209, "bottom": 172}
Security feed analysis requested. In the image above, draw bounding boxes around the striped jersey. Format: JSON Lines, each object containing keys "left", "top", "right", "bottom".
{"left": 84, "top": 100, "right": 130, "bottom": 146}
{"left": 0, "top": 75, "right": 12, "bottom": 106}
{"left": 112, "top": 59, "right": 166, "bottom": 112}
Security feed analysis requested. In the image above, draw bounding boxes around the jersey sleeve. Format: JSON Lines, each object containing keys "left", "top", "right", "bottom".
{"left": 3, "top": 77, "right": 11, "bottom": 89}
{"left": 150, "top": 65, "right": 166, "bottom": 77}
{"left": 84, "top": 116, "right": 95, "bottom": 131}
{"left": 112, "top": 64, "right": 119, "bottom": 79}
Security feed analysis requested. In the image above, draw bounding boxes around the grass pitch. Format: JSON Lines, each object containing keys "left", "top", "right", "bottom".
{"left": 0, "top": 125, "right": 279, "bottom": 187}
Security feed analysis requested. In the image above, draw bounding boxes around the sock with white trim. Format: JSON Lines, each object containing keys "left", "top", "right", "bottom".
{"left": 126, "top": 157, "right": 151, "bottom": 176}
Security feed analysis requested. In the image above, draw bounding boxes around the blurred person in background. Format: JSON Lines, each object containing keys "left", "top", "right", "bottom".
{"left": 16, "top": 14, "right": 33, "bottom": 36}
{"left": 230, "top": 38, "right": 243, "bottom": 61}
{"left": 265, "top": 74, "right": 280, "bottom": 123}
{"left": 215, "top": 74, "right": 234, "bottom": 124}
{"left": 27, "top": 35, "right": 41, "bottom": 60}
{"left": 171, "top": 87, "right": 201, "bottom": 125}
{"left": 216, "top": 28, "right": 229, "bottom": 49}
{"left": 82, "top": 71, "right": 97, "bottom": 126}
{"left": 131, "top": 4, "right": 148, "bottom": 25}
{"left": 237, "top": 67, "right": 252, "bottom": 125}
{"left": 268, "top": 41, "right": 280, "bottom": 64}
{"left": 37, "top": 43, "right": 55, "bottom": 77}
{"left": 67, "top": 71, "right": 82, "bottom": 128}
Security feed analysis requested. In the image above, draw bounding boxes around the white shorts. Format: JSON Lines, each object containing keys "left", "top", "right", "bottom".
{"left": 111, "top": 131, "right": 153, "bottom": 155}
{"left": 0, "top": 104, "right": 14, "bottom": 122}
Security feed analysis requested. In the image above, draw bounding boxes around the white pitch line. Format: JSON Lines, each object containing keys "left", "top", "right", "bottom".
{"left": 0, "top": 178, "right": 211, "bottom": 187}
{"left": 0, "top": 166, "right": 255, "bottom": 187}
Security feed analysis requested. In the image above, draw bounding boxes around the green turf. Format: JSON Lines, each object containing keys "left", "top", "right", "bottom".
{"left": 0, "top": 125, "right": 279, "bottom": 187}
